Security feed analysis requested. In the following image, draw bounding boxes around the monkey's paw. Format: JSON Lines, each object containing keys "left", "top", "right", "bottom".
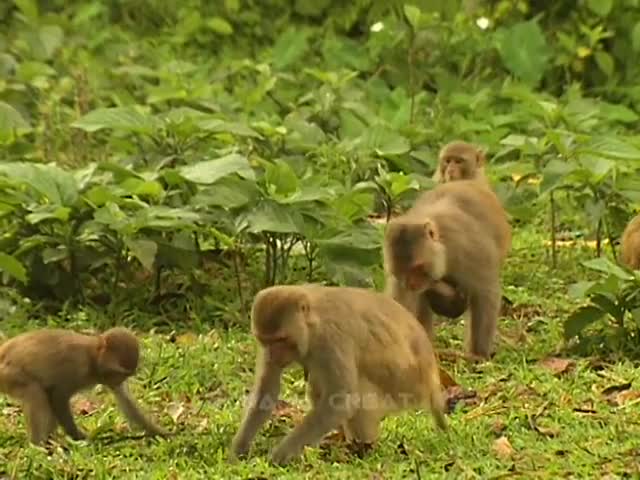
{"left": 229, "top": 438, "right": 250, "bottom": 459}
{"left": 270, "top": 444, "right": 298, "bottom": 466}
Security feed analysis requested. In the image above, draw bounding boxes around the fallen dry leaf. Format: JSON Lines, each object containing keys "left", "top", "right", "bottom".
{"left": 611, "top": 389, "right": 640, "bottom": 407}
{"left": 573, "top": 406, "right": 597, "bottom": 415}
{"left": 321, "top": 429, "right": 346, "bottom": 445}
{"left": 439, "top": 367, "right": 458, "bottom": 388}
{"left": 73, "top": 397, "right": 99, "bottom": 416}
{"left": 273, "top": 399, "right": 304, "bottom": 423}
{"left": 491, "top": 419, "right": 507, "bottom": 435}
{"left": 195, "top": 417, "right": 208, "bottom": 433}
{"left": 528, "top": 417, "right": 559, "bottom": 438}
{"left": 444, "top": 385, "right": 479, "bottom": 412}
{"left": 174, "top": 332, "right": 198, "bottom": 346}
{"left": 492, "top": 436, "right": 515, "bottom": 459}
{"left": 167, "top": 402, "right": 186, "bottom": 422}
{"left": 396, "top": 442, "right": 409, "bottom": 456}
{"left": 600, "top": 382, "right": 632, "bottom": 396}
{"left": 539, "top": 357, "right": 575, "bottom": 376}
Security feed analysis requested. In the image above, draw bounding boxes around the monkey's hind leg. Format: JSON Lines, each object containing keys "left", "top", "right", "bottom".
{"left": 467, "top": 282, "right": 501, "bottom": 359}
{"left": 49, "top": 390, "right": 87, "bottom": 440}
{"left": 20, "top": 383, "right": 58, "bottom": 445}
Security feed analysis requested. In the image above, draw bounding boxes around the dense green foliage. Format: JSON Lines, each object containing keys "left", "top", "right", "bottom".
{"left": 3, "top": 0, "right": 640, "bottom": 345}
{"left": 2, "top": 0, "right": 640, "bottom": 476}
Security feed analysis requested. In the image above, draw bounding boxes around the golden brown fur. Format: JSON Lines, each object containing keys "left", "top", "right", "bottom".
{"left": 0, "top": 327, "right": 167, "bottom": 445}
{"left": 383, "top": 180, "right": 511, "bottom": 359}
{"left": 230, "top": 284, "right": 446, "bottom": 465}
{"left": 621, "top": 214, "right": 640, "bottom": 269}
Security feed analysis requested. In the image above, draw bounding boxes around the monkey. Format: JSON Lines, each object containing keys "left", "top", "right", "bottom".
{"left": 433, "top": 140, "right": 489, "bottom": 185}
{"left": 621, "top": 214, "right": 640, "bottom": 270}
{"left": 229, "top": 284, "right": 447, "bottom": 465}
{"left": 383, "top": 179, "right": 511, "bottom": 359}
{"left": 0, "top": 327, "right": 168, "bottom": 445}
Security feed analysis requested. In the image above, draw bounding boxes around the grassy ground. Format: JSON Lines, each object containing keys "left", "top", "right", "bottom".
{"left": 1, "top": 227, "right": 640, "bottom": 479}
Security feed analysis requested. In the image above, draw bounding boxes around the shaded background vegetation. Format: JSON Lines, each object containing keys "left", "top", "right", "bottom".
{"left": 2, "top": 0, "right": 640, "bottom": 353}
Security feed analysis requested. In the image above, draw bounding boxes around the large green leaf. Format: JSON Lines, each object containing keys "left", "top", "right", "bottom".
{"left": 71, "top": 107, "right": 160, "bottom": 134}
{"left": 0, "top": 162, "right": 79, "bottom": 206}
{"left": 581, "top": 257, "right": 634, "bottom": 281}
{"left": 124, "top": 237, "right": 158, "bottom": 271}
{"left": 0, "top": 101, "right": 31, "bottom": 138}
{"left": 135, "top": 206, "right": 201, "bottom": 231}
{"left": 191, "top": 177, "right": 258, "bottom": 209}
{"left": 178, "top": 154, "right": 255, "bottom": 184}
{"left": 563, "top": 305, "right": 606, "bottom": 340}
{"left": 198, "top": 119, "right": 262, "bottom": 138}
{"left": 359, "top": 125, "right": 411, "bottom": 156}
{"left": 241, "top": 201, "right": 301, "bottom": 234}
{"left": 494, "top": 20, "right": 551, "bottom": 87}
{"left": 264, "top": 160, "right": 299, "bottom": 197}
{"left": 272, "top": 27, "right": 310, "bottom": 69}
{"left": 0, "top": 252, "right": 27, "bottom": 283}
{"left": 586, "top": 0, "right": 613, "bottom": 17}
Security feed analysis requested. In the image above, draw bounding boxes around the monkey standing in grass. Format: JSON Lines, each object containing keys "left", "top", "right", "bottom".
{"left": 0, "top": 327, "right": 168, "bottom": 445}
{"left": 230, "top": 284, "right": 447, "bottom": 465}
{"left": 383, "top": 179, "right": 511, "bottom": 360}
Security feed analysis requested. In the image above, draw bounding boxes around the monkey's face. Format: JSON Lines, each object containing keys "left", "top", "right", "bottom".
{"left": 441, "top": 155, "right": 472, "bottom": 182}
{"left": 261, "top": 336, "right": 299, "bottom": 367}
{"left": 386, "top": 222, "right": 445, "bottom": 291}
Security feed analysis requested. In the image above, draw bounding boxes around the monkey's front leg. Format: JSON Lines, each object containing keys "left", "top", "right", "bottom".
{"left": 271, "top": 395, "right": 352, "bottom": 465}
{"left": 230, "top": 355, "right": 282, "bottom": 458}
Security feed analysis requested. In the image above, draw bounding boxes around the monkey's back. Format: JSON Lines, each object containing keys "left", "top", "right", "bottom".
{"left": 411, "top": 180, "right": 511, "bottom": 265}
{"left": 308, "top": 286, "right": 440, "bottom": 403}
{"left": 622, "top": 214, "right": 640, "bottom": 269}
{"left": 0, "top": 329, "right": 96, "bottom": 393}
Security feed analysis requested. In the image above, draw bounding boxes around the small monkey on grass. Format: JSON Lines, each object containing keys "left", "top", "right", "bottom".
{"left": 230, "top": 284, "right": 447, "bottom": 465}
{"left": 433, "top": 140, "right": 489, "bottom": 185}
{"left": 621, "top": 214, "right": 640, "bottom": 270}
{"left": 384, "top": 179, "right": 511, "bottom": 360}
{"left": 0, "top": 327, "right": 168, "bottom": 445}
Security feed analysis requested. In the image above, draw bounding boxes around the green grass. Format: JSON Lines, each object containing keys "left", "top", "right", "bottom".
{"left": 1, "top": 227, "right": 640, "bottom": 479}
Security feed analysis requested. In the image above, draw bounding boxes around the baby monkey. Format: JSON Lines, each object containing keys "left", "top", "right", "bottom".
{"left": 0, "top": 327, "right": 168, "bottom": 445}
{"left": 434, "top": 140, "right": 489, "bottom": 185}
{"left": 230, "top": 284, "right": 447, "bottom": 465}
{"left": 621, "top": 214, "right": 640, "bottom": 270}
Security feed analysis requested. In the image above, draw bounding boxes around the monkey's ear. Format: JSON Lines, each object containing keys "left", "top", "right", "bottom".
{"left": 424, "top": 220, "right": 439, "bottom": 241}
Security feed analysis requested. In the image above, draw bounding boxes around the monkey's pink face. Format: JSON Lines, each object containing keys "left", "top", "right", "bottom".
{"left": 405, "top": 263, "right": 436, "bottom": 291}
{"left": 259, "top": 335, "right": 298, "bottom": 367}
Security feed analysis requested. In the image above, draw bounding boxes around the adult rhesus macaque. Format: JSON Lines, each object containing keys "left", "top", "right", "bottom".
{"left": 0, "top": 327, "right": 168, "bottom": 445}
{"left": 621, "top": 214, "right": 640, "bottom": 270}
{"left": 230, "top": 284, "right": 447, "bottom": 465}
{"left": 383, "top": 180, "right": 511, "bottom": 359}
{"left": 433, "top": 140, "right": 489, "bottom": 185}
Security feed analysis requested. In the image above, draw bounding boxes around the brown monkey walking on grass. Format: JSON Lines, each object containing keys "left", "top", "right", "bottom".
{"left": 0, "top": 327, "right": 168, "bottom": 445}
{"left": 383, "top": 179, "right": 511, "bottom": 359}
{"left": 230, "top": 284, "right": 447, "bottom": 465}
{"left": 621, "top": 214, "right": 640, "bottom": 270}
{"left": 433, "top": 140, "right": 490, "bottom": 185}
